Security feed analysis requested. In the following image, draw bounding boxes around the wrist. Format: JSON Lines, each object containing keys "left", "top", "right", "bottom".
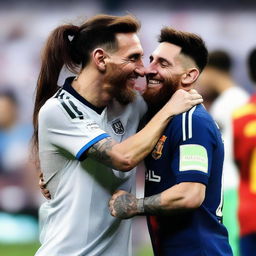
{"left": 137, "top": 198, "right": 145, "bottom": 215}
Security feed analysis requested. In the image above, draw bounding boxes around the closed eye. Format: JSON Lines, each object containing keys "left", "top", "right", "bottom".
{"left": 129, "top": 53, "right": 142, "bottom": 62}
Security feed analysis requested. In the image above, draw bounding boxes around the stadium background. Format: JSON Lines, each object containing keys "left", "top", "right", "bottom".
{"left": 0, "top": 0, "right": 256, "bottom": 255}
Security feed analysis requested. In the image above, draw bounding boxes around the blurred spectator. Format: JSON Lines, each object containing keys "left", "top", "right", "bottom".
{"left": 233, "top": 48, "right": 256, "bottom": 256}
{"left": 199, "top": 50, "right": 249, "bottom": 256}
{"left": 0, "top": 89, "right": 39, "bottom": 215}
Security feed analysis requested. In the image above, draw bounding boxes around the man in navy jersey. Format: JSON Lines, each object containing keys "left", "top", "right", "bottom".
{"left": 109, "top": 27, "right": 233, "bottom": 256}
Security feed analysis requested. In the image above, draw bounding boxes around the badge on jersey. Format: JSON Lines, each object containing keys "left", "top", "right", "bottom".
{"left": 152, "top": 135, "right": 167, "bottom": 160}
{"left": 111, "top": 119, "right": 125, "bottom": 135}
{"left": 179, "top": 144, "right": 208, "bottom": 173}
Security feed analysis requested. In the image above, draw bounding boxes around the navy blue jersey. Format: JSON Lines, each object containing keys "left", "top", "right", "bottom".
{"left": 145, "top": 104, "right": 233, "bottom": 256}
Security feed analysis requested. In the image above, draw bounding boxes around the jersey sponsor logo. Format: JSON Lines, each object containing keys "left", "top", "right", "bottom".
{"left": 179, "top": 144, "right": 208, "bottom": 173}
{"left": 146, "top": 169, "right": 161, "bottom": 182}
{"left": 151, "top": 135, "right": 167, "bottom": 160}
{"left": 111, "top": 119, "right": 125, "bottom": 135}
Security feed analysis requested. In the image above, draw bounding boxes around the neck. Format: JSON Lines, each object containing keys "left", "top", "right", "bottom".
{"left": 146, "top": 101, "right": 166, "bottom": 119}
{"left": 72, "top": 67, "right": 113, "bottom": 107}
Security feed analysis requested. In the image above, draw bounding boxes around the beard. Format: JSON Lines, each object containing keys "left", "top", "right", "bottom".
{"left": 104, "top": 63, "right": 136, "bottom": 105}
{"left": 143, "top": 75, "right": 180, "bottom": 113}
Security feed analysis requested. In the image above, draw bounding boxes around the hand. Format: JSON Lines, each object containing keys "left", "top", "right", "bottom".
{"left": 109, "top": 190, "right": 139, "bottom": 219}
{"left": 39, "top": 172, "right": 51, "bottom": 200}
{"left": 166, "top": 89, "right": 203, "bottom": 116}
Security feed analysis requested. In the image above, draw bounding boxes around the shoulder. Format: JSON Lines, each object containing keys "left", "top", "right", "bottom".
{"left": 172, "top": 104, "right": 212, "bottom": 127}
{"left": 38, "top": 96, "right": 71, "bottom": 130}
{"left": 39, "top": 97, "right": 62, "bottom": 119}
{"left": 170, "top": 104, "right": 217, "bottom": 140}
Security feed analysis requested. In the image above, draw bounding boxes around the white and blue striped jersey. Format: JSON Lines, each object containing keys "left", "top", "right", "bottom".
{"left": 145, "top": 104, "right": 233, "bottom": 256}
{"left": 36, "top": 77, "right": 147, "bottom": 256}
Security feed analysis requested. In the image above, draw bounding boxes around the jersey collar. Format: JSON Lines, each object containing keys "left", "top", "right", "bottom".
{"left": 62, "top": 77, "right": 105, "bottom": 114}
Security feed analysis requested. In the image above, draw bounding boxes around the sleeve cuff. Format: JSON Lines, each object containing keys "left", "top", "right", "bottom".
{"left": 176, "top": 171, "right": 209, "bottom": 185}
{"left": 76, "top": 133, "right": 110, "bottom": 161}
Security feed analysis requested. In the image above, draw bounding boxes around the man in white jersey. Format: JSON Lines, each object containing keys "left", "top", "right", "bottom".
{"left": 33, "top": 15, "right": 202, "bottom": 256}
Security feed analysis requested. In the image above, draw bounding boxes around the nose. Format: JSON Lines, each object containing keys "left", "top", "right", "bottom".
{"left": 135, "top": 61, "right": 146, "bottom": 77}
{"left": 145, "top": 64, "right": 157, "bottom": 76}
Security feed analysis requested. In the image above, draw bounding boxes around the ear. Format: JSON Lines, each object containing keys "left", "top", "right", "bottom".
{"left": 92, "top": 48, "right": 107, "bottom": 72}
{"left": 180, "top": 68, "right": 200, "bottom": 89}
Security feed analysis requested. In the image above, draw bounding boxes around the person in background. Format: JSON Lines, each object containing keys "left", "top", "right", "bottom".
{"left": 199, "top": 50, "right": 249, "bottom": 256}
{"left": 0, "top": 89, "right": 39, "bottom": 243}
{"left": 109, "top": 27, "right": 233, "bottom": 256}
{"left": 0, "top": 89, "right": 37, "bottom": 213}
{"left": 233, "top": 48, "right": 256, "bottom": 256}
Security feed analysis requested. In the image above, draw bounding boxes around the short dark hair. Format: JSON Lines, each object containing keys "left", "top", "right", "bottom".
{"left": 248, "top": 48, "right": 256, "bottom": 83}
{"left": 207, "top": 50, "right": 232, "bottom": 73}
{"left": 159, "top": 27, "right": 208, "bottom": 72}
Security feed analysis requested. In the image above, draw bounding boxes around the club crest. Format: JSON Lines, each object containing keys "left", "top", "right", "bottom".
{"left": 152, "top": 135, "right": 167, "bottom": 160}
{"left": 111, "top": 119, "right": 125, "bottom": 135}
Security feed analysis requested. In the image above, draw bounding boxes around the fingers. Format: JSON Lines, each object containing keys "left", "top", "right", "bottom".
{"left": 108, "top": 190, "right": 127, "bottom": 217}
{"left": 188, "top": 88, "right": 198, "bottom": 94}
{"left": 111, "top": 190, "right": 128, "bottom": 200}
{"left": 108, "top": 196, "right": 117, "bottom": 217}
{"left": 38, "top": 173, "right": 51, "bottom": 200}
{"left": 42, "top": 189, "right": 51, "bottom": 200}
{"left": 39, "top": 178, "right": 46, "bottom": 189}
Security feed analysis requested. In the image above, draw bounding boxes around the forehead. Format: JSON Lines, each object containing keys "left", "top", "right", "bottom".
{"left": 152, "top": 42, "right": 181, "bottom": 61}
{"left": 115, "top": 33, "right": 143, "bottom": 55}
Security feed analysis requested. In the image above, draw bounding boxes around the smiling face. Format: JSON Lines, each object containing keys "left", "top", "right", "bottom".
{"left": 105, "top": 33, "right": 145, "bottom": 104}
{"left": 143, "top": 42, "right": 186, "bottom": 108}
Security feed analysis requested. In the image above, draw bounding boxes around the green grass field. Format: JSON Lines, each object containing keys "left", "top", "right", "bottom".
{"left": 0, "top": 243, "right": 153, "bottom": 256}
{"left": 0, "top": 242, "right": 40, "bottom": 256}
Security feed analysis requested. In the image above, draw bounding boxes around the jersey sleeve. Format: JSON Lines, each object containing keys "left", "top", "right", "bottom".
{"left": 171, "top": 108, "right": 217, "bottom": 185}
{"left": 39, "top": 99, "right": 110, "bottom": 161}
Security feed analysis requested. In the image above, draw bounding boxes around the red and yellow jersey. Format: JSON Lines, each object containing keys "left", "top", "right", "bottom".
{"left": 233, "top": 94, "right": 256, "bottom": 236}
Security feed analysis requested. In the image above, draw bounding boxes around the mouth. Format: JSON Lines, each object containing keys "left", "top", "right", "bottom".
{"left": 126, "top": 75, "right": 138, "bottom": 86}
{"left": 147, "top": 79, "right": 163, "bottom": 88}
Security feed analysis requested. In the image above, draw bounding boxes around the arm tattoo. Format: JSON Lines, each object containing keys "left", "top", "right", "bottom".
{"left": 113, "top": 193, "right": 139, "bottom": 219}
{"left": 143, "top": 194, "right": 163, "bottom": 215}
{"left": 87, "top": 137, "right": 116, "bottom": 168}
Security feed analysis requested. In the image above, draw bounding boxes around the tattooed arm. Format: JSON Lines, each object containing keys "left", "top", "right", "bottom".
{"left": 87, "top": 89, "right": 203, "bottom": 171}
{"left": 109, "top": 183, "right": 206, "bottom": 218}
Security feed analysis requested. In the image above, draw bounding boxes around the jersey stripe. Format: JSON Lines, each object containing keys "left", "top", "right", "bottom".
{"left": 60, "top": 100, "right": 77, "bottom": 119}
{"left": 188, "top": 106, "right": 196, "bottom": 139}
{"left": 182, "top": 112, "right": 187, "bottom": 141}
{"left": 76, "top": 133, "right": 111, "bottom": 161}
{"left": 54, "top": 88, "right": 63, "bottom": 98}
{"left": 68, "top": 98, "right": 84, "bottom": 119}
{"left": 56, "top": 90, "right": 84, "bottom": 120}
{"left": 182, "top": 106, "right": 196, "bottom": 141}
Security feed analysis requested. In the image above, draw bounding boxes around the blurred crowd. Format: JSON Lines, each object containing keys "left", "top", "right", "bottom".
{"left": 0, "top": 2, "right": 256, "bottom": 255}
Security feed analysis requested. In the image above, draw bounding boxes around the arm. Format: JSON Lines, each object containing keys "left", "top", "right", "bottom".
{"left": 109, "top": 182, "right": 206, "bottom": 219}
{"left": 87, "top": 89, "right": 203, "bottom": 171}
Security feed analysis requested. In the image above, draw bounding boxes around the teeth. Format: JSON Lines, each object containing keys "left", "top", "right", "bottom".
{"left": 148, "top": 79, "right": 160, "bottom": 84}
